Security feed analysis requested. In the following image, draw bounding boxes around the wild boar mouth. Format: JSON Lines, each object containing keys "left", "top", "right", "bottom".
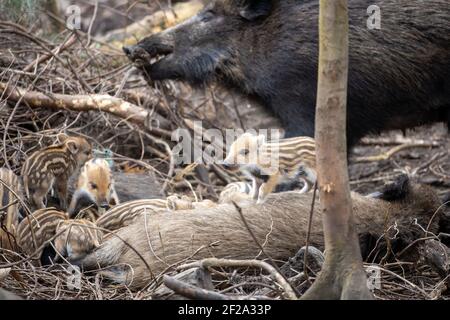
{"left": 127, "top": 45, "right": 173, "bottom": 68}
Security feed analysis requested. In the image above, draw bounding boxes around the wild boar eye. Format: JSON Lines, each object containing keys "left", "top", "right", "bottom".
{"left": 201, "top": 10, "right": 215, "bottom": 22}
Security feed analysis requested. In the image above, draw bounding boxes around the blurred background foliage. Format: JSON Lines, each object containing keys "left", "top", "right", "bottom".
{"left": 0, "top": 0, "right": 40, "bottom": 23}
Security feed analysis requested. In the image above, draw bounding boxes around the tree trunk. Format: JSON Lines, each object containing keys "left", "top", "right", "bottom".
{"left": 301, "top": 0, "right": 373, "bottom": 300}
{"left": 45, "top": 0, "right": 63, "bottom": 33}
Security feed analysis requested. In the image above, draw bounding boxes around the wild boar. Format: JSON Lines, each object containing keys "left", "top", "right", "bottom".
{"left": 124, "top": 0, "right": 450, "bottom": 146}
{"left": 76, "top": 176, "right": 443, "bottom": 288}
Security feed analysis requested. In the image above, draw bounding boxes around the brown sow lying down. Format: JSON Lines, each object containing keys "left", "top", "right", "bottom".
{"left": 78, "top": 178, "right": 443, "bottom": 288}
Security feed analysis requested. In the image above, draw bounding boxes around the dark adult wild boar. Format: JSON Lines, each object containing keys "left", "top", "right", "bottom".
{"left": 124, "top": 0, "right": 450, "bottom": 145}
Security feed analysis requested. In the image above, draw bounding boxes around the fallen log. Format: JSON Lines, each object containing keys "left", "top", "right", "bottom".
{"left": 0, "top": 82, "right": 169, "bottom": 137}
{"left": 78, "top": 179, "right": 444, "bottom": 289}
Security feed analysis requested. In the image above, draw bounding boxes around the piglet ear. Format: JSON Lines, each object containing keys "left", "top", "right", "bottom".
{"left": 240, "top": 0, "right": 272, "bottom": 21}
{"left": 56, "top": 133, "right": 69, "bottom": 144}
{"left": 66, "top": 140, "right": 79, "bottom": 154}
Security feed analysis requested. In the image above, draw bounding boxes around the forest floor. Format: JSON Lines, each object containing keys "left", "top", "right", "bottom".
{"left": 350, "top": 124, "right": 449, "bottom": 198}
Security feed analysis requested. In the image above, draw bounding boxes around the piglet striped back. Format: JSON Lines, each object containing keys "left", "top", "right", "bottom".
{"left": 21, "top": 145, "right": 76, "bottom": 199}
{"left": 96, "top": 199, "right": 168, "bottom": 232}
{"left": 260, "top": 136, "right": 316, "bottom": 173}
{"left": 16, "top": 208, "right": 68, "bottom": 258}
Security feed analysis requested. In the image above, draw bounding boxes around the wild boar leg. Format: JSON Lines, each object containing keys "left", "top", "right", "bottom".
{"left": 55, "top": 177, "right": 68, "bottom": 210}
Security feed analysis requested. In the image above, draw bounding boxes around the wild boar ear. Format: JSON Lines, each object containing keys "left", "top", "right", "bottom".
{"left": 240, "top": 0, "right": 272, "bottom": 21}
{"left": 56, "top": 133, "right": 69, "bottom": 144}
{"left": 66, "top": 140, "right": 79, "bottom": 154}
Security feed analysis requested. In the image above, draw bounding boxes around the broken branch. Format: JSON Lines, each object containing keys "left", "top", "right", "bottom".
{"left": 354, "top": 143, "right": 438, "bottom": 163}
{"left": 177, "top": 257, "right": 297, "bottom": 300}
{"left": 0, "top": 82, "right": 171, "bottom": 138}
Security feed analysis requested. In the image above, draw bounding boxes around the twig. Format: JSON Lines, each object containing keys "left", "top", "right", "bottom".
{"left": 0, "top": 178, "right": 37, "bottom": 253}
{"left": 163, "top": 274, "right": 273, "bottom": 300}
{"left": 412, "top": 152, "right": 447, "bottom": 175}
{"left": 360, "top": 136, "right": 441, "bottom": 146}
{"left": 23, "top": 33, "right": 77, "bottom": 73}
{"left": 426, "top": 200, "right": 450, "bottom": 234}
{"left": 178, "top": 258, "right": 297, "bottom": 300}
{"left": 231, "top": 201, "right": 299, "bottom": 298}
{"left": 163, "top": 275, "right": 230, "bottom": 300}
{"left": 86, "top": 0, "right": 99, "bottom": 47}
{"left": 354, "top": 143, "right": 438, "bottom": 163}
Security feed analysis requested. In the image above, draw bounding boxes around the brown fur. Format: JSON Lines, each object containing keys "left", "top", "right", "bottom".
{"left": 166, "top": 195, "right": 193, "bottom": 210}
{"left": 67, "top": 171, "right": 164, "bottom": 205}
{"left": 218, "top": 182, "right": 253, "bottom": 204}
{"left": 96, "top": 196, "right": 216, "bottom": 233}
{"left": 68, "top": 158, "right": 119, "bottom": 217}
{"left": 95, "top": 199, "right": 169, "bottom": 232}
{"left": 16, "top": 208, "right": 68, "bottom": 261}
{"left": 79, "top": 182, "right": 442, "bottom": 288}
{"left": 223, "top": 133, "right": 316, "bottom": 201}
{"left": 54, "top": 219, "right": 102, "bottom": 261}
{"left": 21, "top": 136, "right": 92, "bottom": 210}
{"left": 74, "top": 206, "right": 100, "bottom": 222}
{"left": 167, "top": 195, "right": 217, "bottom": 210}
{"left": 192, "top": 199, "right": 216, "bottom": 209}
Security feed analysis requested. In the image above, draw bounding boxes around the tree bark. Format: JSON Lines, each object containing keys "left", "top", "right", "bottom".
{"left": 44, "top": 0, "right": 63, "bottom": 33}
{"left": 301, "top": 0, "right": 373, "bottom": 300}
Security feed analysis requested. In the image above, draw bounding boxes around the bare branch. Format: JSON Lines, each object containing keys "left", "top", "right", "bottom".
{"left": 177, "top": 258, "right": 297, "bottom": 300}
